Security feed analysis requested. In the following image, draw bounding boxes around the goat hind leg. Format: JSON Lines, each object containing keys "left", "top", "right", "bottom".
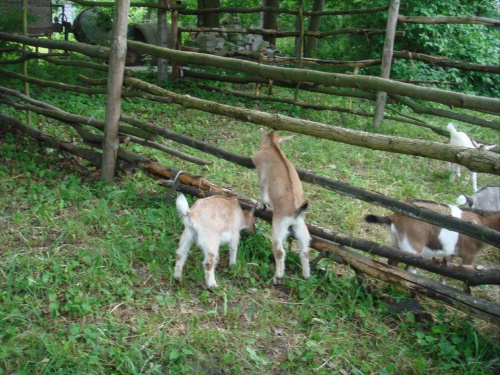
{"left": 202, "top": 244, "right": 220, "bottom": 288}
{"left": 292, "top": 218, "right": 311, "bottom": 279}
{"left": 174, "top": 227, "right": 196, "bottom": 281}
{"left": 271, "top": 220, "right": 290, "bottom": 284}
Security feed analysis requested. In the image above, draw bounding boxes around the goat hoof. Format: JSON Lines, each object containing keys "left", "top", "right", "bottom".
{"left": 273, "top": 277, "right": 283, "bottom": 285}
{"left": 206, "top": 283, "right": 218, "bottom": 289}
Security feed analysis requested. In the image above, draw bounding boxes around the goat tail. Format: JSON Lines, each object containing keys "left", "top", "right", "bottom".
{"left": 364, "top": 214, "right": 392, "bottom": 226}
{"left": 175, "top": 193, "right": 193, "bottom": 226}
{"left": 293, "top": 201, "right": 309, "bottom": 219}
{"left": 456, "top": 194, "right": 471, "bottom": 206}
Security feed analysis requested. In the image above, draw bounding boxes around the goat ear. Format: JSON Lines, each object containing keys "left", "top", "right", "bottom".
{"left": 258, "top": 128, "right": 267, "bottom": 135}
{"left": 278, "top": 135, "right": 294, "bottom": 143}
{"left": 484, "top": 144, "right": 497, "bottom": 150}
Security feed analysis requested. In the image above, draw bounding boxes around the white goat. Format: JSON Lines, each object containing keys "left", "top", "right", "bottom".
{"left": 252, "top": 129, "right": 311, "bottom": 284}
{"left": 365, "top": 199, "right": 500, "bottom": 280}
{"left": 457, "top": 185, "right": 500, "bottom": 212}
{"left": 174, "top": 193, "right": 256, "bottom": 288}
{"left": 447, "top": 122, "right": 496, "bottom": 192}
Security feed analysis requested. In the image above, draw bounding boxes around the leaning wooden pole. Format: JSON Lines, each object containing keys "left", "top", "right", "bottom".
{"left": 373, "top": 0, "right": 400, "bottom": 126}
{"left": 1, "top": 33, "right": 498, "bottom": 113}
{"left": 101, "top": 0, "right": 131, "bottom": 183}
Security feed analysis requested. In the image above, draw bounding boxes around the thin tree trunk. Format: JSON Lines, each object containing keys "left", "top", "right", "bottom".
{"left": 261, "top": 0, "right": 279, "bottom": 46}
{"left": 170, "top": 9, "right": 180, "bottom": 81}
{"left": 197, "top": 0, "right": 220, "bottom": 27}
{"left": 101, "top": 0, "right": 131, "bottom": 183}
{"left": 157, "top": 0, "right": 168, "bottom": 85}
{"left": 305, "top": 0, "right": 324, "bottom": 57}
{"left": 22, "top": 0, "right": 31, "bottom": 126}
{"left": 373, "top": 0, "right": 400, "bottom": 126}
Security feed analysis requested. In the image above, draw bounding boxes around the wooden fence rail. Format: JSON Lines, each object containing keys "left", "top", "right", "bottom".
{"left": 1, "top": 84, "right": 499, "bottom": 249}
{"left": 1, "top": 112, "right": 499, "bottom": 324}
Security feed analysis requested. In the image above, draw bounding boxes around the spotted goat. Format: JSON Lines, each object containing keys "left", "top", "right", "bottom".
{"left": 365, "top": 199, "right": 500, "bottom": 285}
{"left": 174, "top": 193, "right": 256, "bottom": 288}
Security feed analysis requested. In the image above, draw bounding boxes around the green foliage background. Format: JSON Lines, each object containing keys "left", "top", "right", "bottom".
{"left": 181, "top": 0, "right": 500, "bottom": 97}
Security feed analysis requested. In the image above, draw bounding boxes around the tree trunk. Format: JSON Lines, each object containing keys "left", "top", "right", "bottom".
{"left": 170, "top": 9, "right": 180, "bottom": 81}
{"left": 261, "top": 0, "right": 279, "bottom": 46}
{"left": 157, "top": 0, "right": 168, "bottom": 85}
{"left": 373, "top": 0, "right": 400, "bottom": 126}
{"left": 101, "top": 0, "right": 130, "bottom": 183}
{"left": 197, "top": 0, "right": 220, "bottom": 28}
{"left": 305, "top": 0, "right": 324, "bottom": 57}
{"left": 22, "top": 0, "right": 31, "bottom": 127}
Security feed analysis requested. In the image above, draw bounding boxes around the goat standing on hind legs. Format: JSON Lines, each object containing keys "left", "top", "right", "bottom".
{"left": 252, "top": 128, "right": 311, "bottom": 284}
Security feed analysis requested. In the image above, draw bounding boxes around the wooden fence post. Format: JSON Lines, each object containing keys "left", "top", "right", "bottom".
{"left": 373, "top": 0, "right": 400, "bottom": 127}
{"left": 22, "top": 0, "right": 31, "bottom": 126}
{"left": 294, "top": 0, "right": 304, "bottom": 101}
{"left": 157, "top": 0, "right": 169, "bottom": 85}
{"left": 170, "top": 8, "right": 180, "bottom": 82}
{"left": 101, "top": 0, "right": 131, "bottom": 183}
{"left": 261, "top": 0, "right": 279, "bottom": 46}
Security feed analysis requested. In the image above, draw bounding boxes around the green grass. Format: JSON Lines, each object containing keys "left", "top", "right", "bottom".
{"left": 1, "top": 67, "right": 500, "bottom": 374}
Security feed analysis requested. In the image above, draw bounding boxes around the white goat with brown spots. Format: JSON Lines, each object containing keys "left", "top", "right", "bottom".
{"left": 365, "top": 199, "right": 500, "bottom": 284}
{"left": 174, "top": 193, "right": 256, "bottom": 288}
{"left": 252, "top": 129, "right": 311, "bottom": 284}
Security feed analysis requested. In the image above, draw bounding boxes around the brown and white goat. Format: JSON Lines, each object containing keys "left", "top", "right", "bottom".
{"left": 252, "top": 129, "right": 311, "bottom": 284}
{"left": 174, "top": 193, "right": 256, "bottom": 288}
{"left": 365, "top": 199, "right": 500, "bottom": 278}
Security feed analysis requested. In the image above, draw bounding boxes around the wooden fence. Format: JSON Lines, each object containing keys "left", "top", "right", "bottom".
{"left": 0, "top": 1, "right": 499, "bottom": 323}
